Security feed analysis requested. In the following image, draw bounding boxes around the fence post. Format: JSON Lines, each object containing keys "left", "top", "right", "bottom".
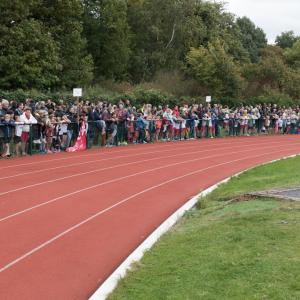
{"left": 29, "top": 124, "right": 33, "bottom": 156}
{"left": 115, "top": 124, "right": 119, "bottom": 146}
{"left": 179, "top": 121, "right": 182, "bottom": 141}
{"left": 218, "top": 119, "right": 222, "bottom": 138}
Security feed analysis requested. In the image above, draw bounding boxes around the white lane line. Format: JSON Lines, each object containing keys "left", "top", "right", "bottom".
{"left": 0, "top": 147, "right": 298, "bottom": 274}
{"left": 90, "top": 153, "right": 300, "bottom": 300}
{"left": 0, "top": 135, "right": 294, "bottom": 170}
{"left": 0, "top": 138, "right": 291, "bottom": 181}
{"left": 0, "top": 138, "right": 206, "bottom": 170}
{"left": 1, "top": 142, "right": 299, "bottom": 223}
{"left": 0, "top": 146, "right": 238, "bottom": 196}
{"left": 0, "top": 139, "right": 288, "bottom": 196}
{"left": 0, "top": 143, "right": 203, "bottom": 180}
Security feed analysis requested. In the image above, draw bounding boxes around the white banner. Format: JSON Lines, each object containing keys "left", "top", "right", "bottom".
{"left": 73, "top": 88, "right": 83, "bottom": 97}
{"left": 206, "top": 96, "right": 212, "bottom": 103}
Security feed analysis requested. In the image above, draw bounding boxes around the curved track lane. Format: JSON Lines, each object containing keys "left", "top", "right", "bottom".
{"left": 0, "top": 135, "right": 299, "bottom": 299}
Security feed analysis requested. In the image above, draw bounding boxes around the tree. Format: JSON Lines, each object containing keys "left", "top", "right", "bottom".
{"left": 127, "top": 0, "right": 250, "bottom": 83}
{"left": 127, "top": 0, "right": 189, "bottom": 82}
{"left": 276, "top": 31, "right": 299, "bottom": 49}
{"left": 242, "top": 46, "right": 294, "bottom": 97}
{"left": 186, "top": 40, "right": 243, "bottom": 98}
{"left": 0, "top": 1, "right": 60, "bottom": 90}
{"left": 236, "top": 17, "right": 267, "bottom": 63}
{"left": 285, "top": 40, "right": 300, "bottom": 69}
{"left": 83, "top": 0, "right": 130, "bottom": 81}
{"left": 34, "top": 0, "right": 93, "bottom": 88}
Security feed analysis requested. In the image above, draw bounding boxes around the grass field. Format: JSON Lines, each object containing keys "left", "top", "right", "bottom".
{"left": 109, "top": 156, "right": 300, "bottom": 300}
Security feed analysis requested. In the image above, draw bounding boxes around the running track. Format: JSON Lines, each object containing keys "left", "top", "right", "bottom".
{"left": 0, "top": 135, "right": 300, "bottom": 299}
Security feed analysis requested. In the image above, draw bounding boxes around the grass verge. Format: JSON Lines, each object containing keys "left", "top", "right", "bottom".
{"left": 109, "top": 156, "right": 300, "bottom": 300}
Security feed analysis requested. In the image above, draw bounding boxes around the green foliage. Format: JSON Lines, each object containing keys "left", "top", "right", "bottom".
{"left": 138, "top": 70, "right": 205, "bottom": 98}
{"left": 34, "top": 0, "right": 94, "bottom": 88}
{"left": 249, "top": 46, "right": 287, "bottom": 89}
{"left": 109, "top": 156, "right": 300, "bottom": 300}
{"left": 236, "top": 17, "right": 267, "bottom": 63}
{"left": 0, "top": 1, "right": 60, "bottom": 89}
{"left": 0, "top": 89, "right": 66, "bottom": 102}
{"left": 242, "top": 46, "right": 300, "bottom": 100}
{"left": 127, "top": 0, "right": 192, "bottom": 81}
{"left": 83, "top": 0, "right": 130, "bottom": 81}
{"left": 276, "top": 31, "right": 299, "bottom": 49}
{"left": 1, "top": 0, "right": 300, "bottom": 104}
{"left": 130, "top": 88, "right": 168, "bottom": 107}
{"left": 186, "top": 40, "right": 244, "bottom": 98}
{"left": 285, "top": 40, "right": 300, "bottom": 69}
{"left": 0, "top": 0, "right": 93, "bottom": 91}
{"left": 126, "top": 0, "right": 250, "bottom": 82}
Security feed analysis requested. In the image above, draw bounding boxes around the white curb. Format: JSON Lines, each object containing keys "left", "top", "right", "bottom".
{"left": 89, "top": 153, "right": 299, "bottom": 300}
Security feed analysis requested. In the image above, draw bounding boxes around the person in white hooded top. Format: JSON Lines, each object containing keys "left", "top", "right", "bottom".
{"left": 19, "top": 107, "right": 37, "bottom": 155}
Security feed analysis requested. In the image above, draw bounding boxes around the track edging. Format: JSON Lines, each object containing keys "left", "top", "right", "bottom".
{"left": 89, "top": 153, "right": 299, "bottom": 300}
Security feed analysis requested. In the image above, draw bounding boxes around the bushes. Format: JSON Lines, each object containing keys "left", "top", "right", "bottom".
{"left": 1, "top": 86, "right": 299, "bottom": 108}
{"left": 0, "top": 89, "right": 73, "bottom": 103}
{"left": 130, "top": 88, "right": 168, "bottom": 107}
{"left": 253, "top": 93, "right": 297, "bottom": 107}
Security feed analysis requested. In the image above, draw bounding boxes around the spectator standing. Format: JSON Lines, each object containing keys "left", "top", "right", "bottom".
{"left": 20, "top": 108, "right": 37, "bottom": 155}
{"left": 136, "top": 113, "right": 147, "bottom": 144}
{"left": 116, "top": 102, "right": 128, "bottom": 145}
{"left": 1, "top": 113, "right": 15, "bottom": 157}
{"left": 14, "top": 115, "right": 23, "bottom": 156}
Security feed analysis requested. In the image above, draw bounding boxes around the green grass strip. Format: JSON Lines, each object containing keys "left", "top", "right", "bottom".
{"left": 109, "top": 156, "right": 300, "bottom": 300}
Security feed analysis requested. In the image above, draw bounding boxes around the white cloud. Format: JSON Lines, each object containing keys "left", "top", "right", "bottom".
{"left": 223, "top": 0, "right": 300, "bottom": 43}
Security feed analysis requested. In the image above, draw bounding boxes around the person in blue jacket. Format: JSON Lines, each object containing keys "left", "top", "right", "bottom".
{"left": 136, "top": 113, "right": 147, "bottom": 144}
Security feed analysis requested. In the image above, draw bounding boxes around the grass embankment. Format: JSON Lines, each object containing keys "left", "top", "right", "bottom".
{"left": 109, "top": 156, "right": 300, "bottom": 300}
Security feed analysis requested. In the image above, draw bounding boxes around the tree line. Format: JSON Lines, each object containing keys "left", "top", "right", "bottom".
{"left": 1, "top": 0, "right": 300, "bottom": 102}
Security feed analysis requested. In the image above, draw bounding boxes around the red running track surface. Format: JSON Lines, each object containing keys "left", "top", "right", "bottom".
{"left": 0, "top": 135, "right": 300, "bottom": 299}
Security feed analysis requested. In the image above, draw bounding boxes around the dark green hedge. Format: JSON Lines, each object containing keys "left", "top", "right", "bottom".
{"left": 1, "top": 88, "right": 299, "bottom": 108}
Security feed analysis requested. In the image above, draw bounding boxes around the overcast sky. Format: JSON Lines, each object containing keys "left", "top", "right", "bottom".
{"left": 223, "top": 0, "right": 300, "bottom": 43}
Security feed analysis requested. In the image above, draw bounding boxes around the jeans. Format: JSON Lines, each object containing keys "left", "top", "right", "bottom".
{"left": 66, "top": 130, "right": 73, "bottom": 148}
{"left": 138, "top": 128, "right": 145, "bottom": 143}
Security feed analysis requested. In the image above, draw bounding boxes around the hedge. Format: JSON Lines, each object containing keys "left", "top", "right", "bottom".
{"left": 1, "top": 88, "right": 299, "bottom": 108}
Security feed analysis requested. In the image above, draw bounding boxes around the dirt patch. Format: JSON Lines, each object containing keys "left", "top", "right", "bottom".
{"left": 247, "top": 187, "right": 300, "bottom": 202}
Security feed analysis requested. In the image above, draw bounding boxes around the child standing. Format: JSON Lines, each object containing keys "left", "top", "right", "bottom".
{"left": 207, "top": 112, "right": 214, "bottom": 138}
{"left": 60, "top": 115, "right": 71, "bottom": 150}
{"left": 45, "top": 115, "right": 54, "bottom": 153}
{"left": 14, "top": 115, "right": 23, "bottom": 156}
{"left": 155, "top": 116, "right": 162, "bottom": 142}
{"left": 136, "top": 113, "right": 146, "bottom": 144}
{"left": 127, "top": 113, "right": 136, "bottom": 143}
{"left": 201, "top": 114, "right": 208, "bottom": 138}
{"left": 278, "top": 116, "right": 283, "bottom": 134}
{"left": 223, "top": 112, "right": 229, "bottom": 135}
{"left": 1, "top": 114, "right": 15, "bottom": 158}
{"left": 228, "top": 113, "right": 235, "bottom": 136}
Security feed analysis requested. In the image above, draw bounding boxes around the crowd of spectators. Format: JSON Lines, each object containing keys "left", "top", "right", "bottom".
{"left": 1, "top": 98, "right": 300, "bottom": 158}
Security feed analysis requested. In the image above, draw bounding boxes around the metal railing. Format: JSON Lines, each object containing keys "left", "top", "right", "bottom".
{"left": 0, "top": 118, "right": 299, "bottom": 157}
